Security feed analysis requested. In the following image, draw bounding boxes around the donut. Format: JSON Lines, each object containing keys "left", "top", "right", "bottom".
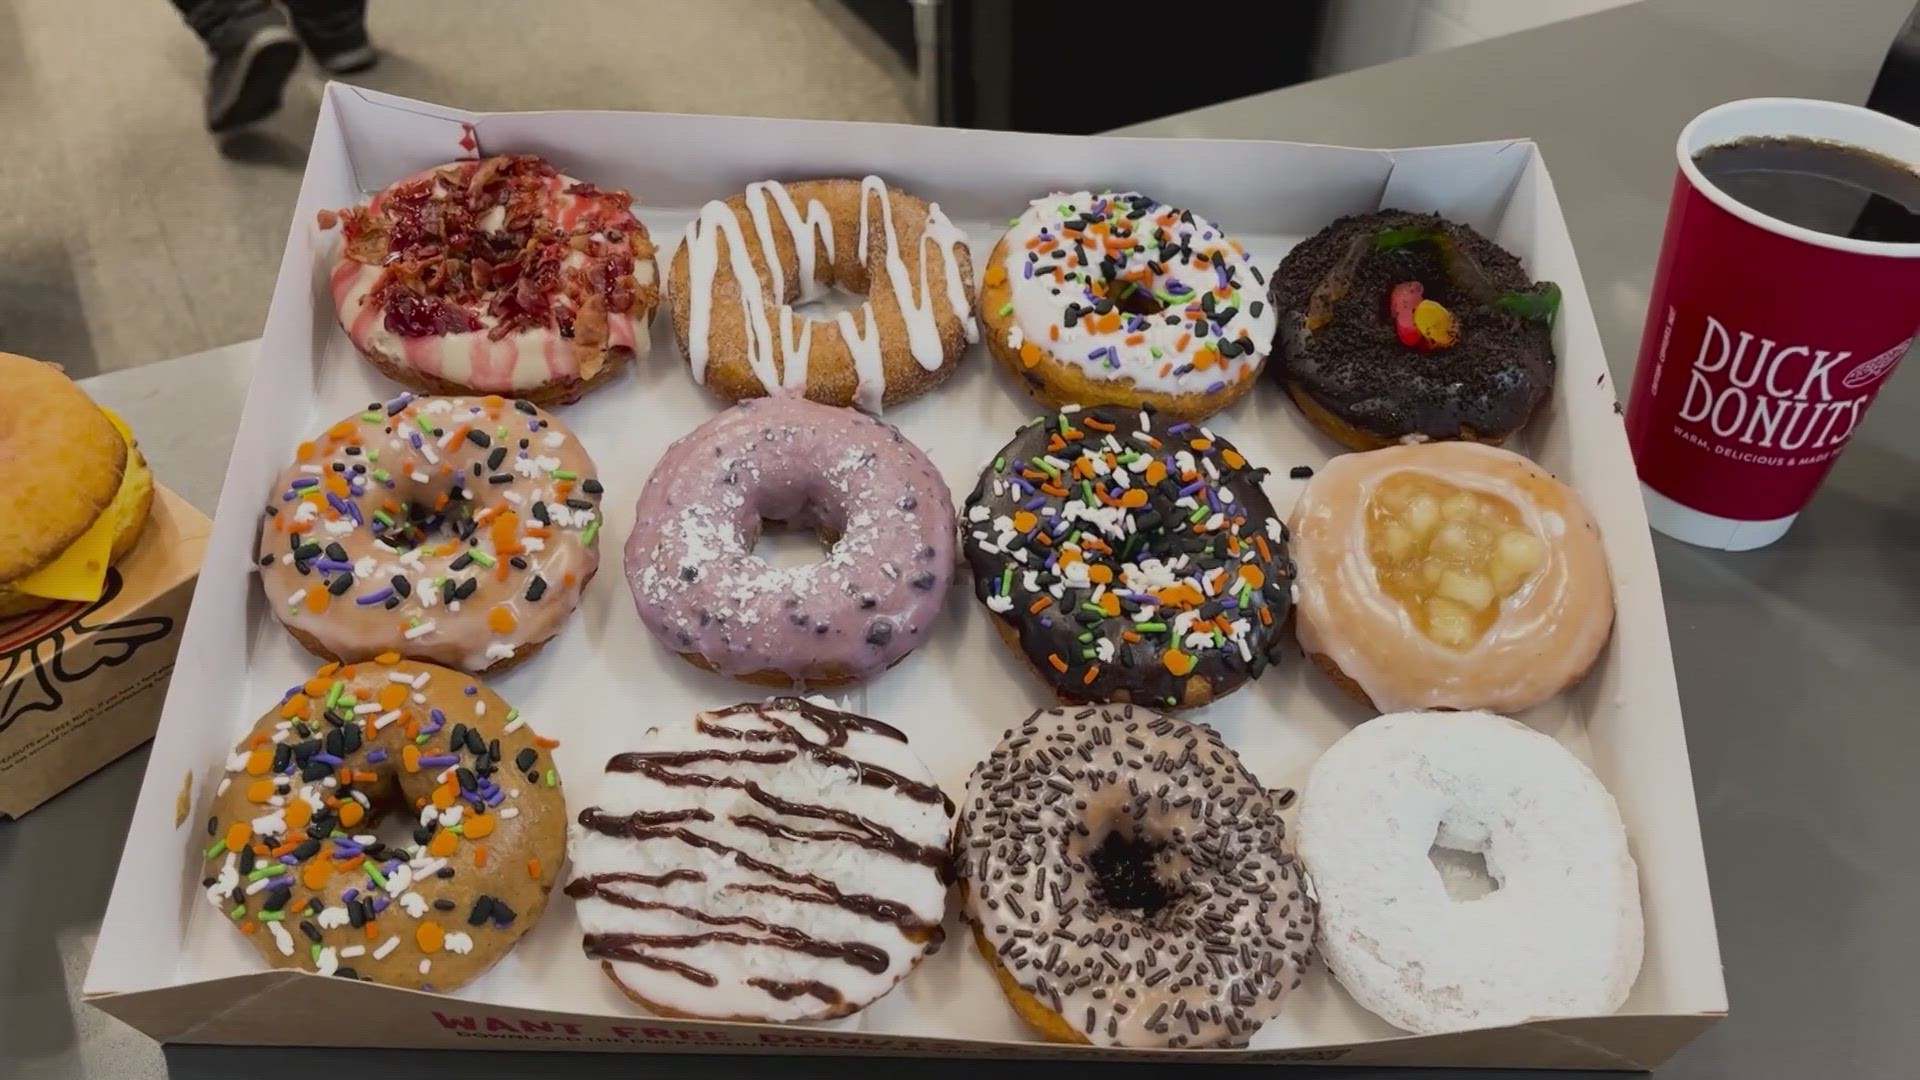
{"left": 566, "top": 697, "right": 952, "bottom": 1022}
{"left": 1288, "top": 441, "right": 1613, "bottom": 713}
{"left": 957, "top": 704, "right": 1315, "bottom": 1049}
{"left": 961, "top": 405, "right": 1292, "bottom": 710}
{"left": 1299, "top": 710, "right": 1643, "bottom": 1033}
{"left": 0, "top": 353, "right": 153, "bottom": 618}
{"left": 669, "top": 177, "right": 977, "bottom": 412}
{"left": 323, "top": 155, "right": 659, "bottom": 406}
{"left": 980, "top": 191, "right": 1278, "bottom": 421}
{"left": 623, "top": 395, "right": 955, "bottom": 686}
{"left": 1270, "top": 210, "right": 1559, "bottom": 449}
{"left": 198, "top": 655, "right": 567, "bottom": 990}
{"left": 257, "top": 394, "right": 603, "bottom": 675}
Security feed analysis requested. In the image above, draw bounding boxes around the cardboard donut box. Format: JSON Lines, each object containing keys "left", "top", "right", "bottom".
{"left": 82, "top": 84, "right": 1727, "bottom": 1069}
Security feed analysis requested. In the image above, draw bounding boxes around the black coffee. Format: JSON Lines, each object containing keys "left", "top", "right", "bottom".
{"left": 1694, "top": 135, "right": 1920, "bottom": 244}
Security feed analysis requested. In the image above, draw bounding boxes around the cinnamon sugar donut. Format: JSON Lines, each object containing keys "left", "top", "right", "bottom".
{"left": 669, "top": 177, "right": 977, "bottom": 412}
{"left": 324, "top": 155, "right": 658, "bottom": 406}
{"left": 1289, "top": 442, "right": 1613, "bottom": 713}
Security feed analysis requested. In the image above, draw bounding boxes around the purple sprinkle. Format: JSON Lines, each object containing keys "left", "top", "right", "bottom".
{"left": 387, "top": 392, "right": 414, "bottom": 413}
{"left": 280, "top": 854, "right": 299, "bottom": 865}
{"left": 266, "top": 875, "right": 293, "bottom": 891}
{"left": 334, "top": 844, "right": 362, "bottom": 860}
{"left": 344, "top": 500, "right": 364, "bottom": 526}
{"left": 1039, "top": 618, "right": 1053, "bottom": 629}
{"left": 1166, "top": 281, "right": 1189, "bottom": 296}
{"left": 371, "top": 896, "right": 390, "bottom": 914}
{"left": 1087, "top": 346, "right": 1110, "bottom": 364}
{"left": 312, "top": 752, "right": 344, "bottom": 767}
{"left": 1179, "top": 480, "right": 1207, "bottom": 498}
{"left": 409, "top": 432, "right": 424, "bottom": 449}
{"left": 485, "top": 788, "right": 506, "bottom": 806}
{"left": 1206, "top": 380, "right": 1228, "bottom": 394}
{"left": 355, "top": 587, "right": 395, "bottom": 607}
{"left": 325, "top": 492, "right": 351, "bottom": 517}
{"left": 343, "top": 888, "right": 360, "bottom": 902}
{"left": 310, "top": 558, "right": 352, "bottom": 573}
{"left": 1023, "top": 495, "right": 1048, "bottom": 511}
{"left": 280, "top": 490, "right": 299, "bottom": 502}
{"left": 418, "top": 753, "right": 459, "bottom": 769}
{"left": 462, "top": 686, "right": 477, "bottom": 696}
{"left": 428, "top": 707, "right": 448, "bottom": 727}
{"left": 290, "top": 477, "right": 319, "bottom": 489}
{"left": 1023, "top": 261, "right": 1033, "bottom": 279}
{"left": 1168, "top": 422, "right": 1192, "bottom": 434}
{"left": 365, "top": 749, "right": 387, "bottom": 764}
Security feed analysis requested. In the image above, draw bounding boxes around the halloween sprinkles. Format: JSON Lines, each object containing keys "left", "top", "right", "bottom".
{"left": 962, "top": 405, "right": 1293, "bottom": 709}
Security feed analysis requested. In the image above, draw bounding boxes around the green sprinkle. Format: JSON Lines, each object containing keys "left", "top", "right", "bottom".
{"left": 1080, "top": 602, "right": 1107, "bottom": 617}
{"left": 993, "top": 456, "right": 1006, "bottom": 473}
{"left": 581, "top": 520, "right": 601, "bottom": 546}
{"left": 553, "top": 469, "right": 579, "bottom": 481}
{"left": 1136, "top": 621, "right": 1168, "bottom": 633}
{"left": 1058, "top": 414, "right": 1071, "bottom": 434}
{"left": 311, "top": 943, "right": 323, "bottom": 963}
{"left": 361, "top": 411, "right": 382, "bottom": 423}
{"left": 371, "top": 470, "right": 391, "bottom": 483}
{"left": 1034, "top": 458, "right": 1060, "bottom": 478}
{"left": 449, "top": 824, "right": 465, "bottom": 836}
{"left": 468, "top": 550, "right": 496, "bottom": 568}
{"left": 373, "top": 510, "right": 395, "bottom": 527}
{"left": 205, "top": 840, "right": 228, "bottom": 858}
{"left": 1150, "top": 346, "right": 1164, "bottom": 359}
{"left": 257, "top": 910, "right": 285, "bottom": 923}
{"left": 1008, "top": 216, "right": 1021, "bottom": 226}
{"left": 997, "top": 302, "right": 1014, "bottom": 317}
{"left": 544, "top": 768, "right": 557, "bottom": 787}
{"left": 248, "top": 865, "right": 280, "bottom": 881}
{"left": 999, "top": 566, "right": 1013, "bottom": 595}
{"left": 365, "top": 863, "right": 389, "bottom": 889}
{"left": 496, "top": 425, "right": 509, "bottom": 440}
{"left": 1081, "top": 481, "right": 1096, "bottom": 506}
{"left": 1077, "top": 631, "right": 1095, "bottom": 643}
{"left": 505, "top": 708, "right": 519, "bottom": 722}
{"left": 1189, "top": 505, "right": 1210, "bottom": 524}
{"left": 1081, "top": 647, "right": 1099, "bottom": 660}
{"left": 325, "top": 680, "right": 345, "bottom": 709}
{"left": 229, "top": 904, "right": 246, "bottom": 920}
{"left": 366, "top": 449, "right": 379, "bottom": 462}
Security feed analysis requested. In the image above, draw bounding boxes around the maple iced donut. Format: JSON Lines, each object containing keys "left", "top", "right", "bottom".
{"left": 257, "top": 394, "right": 604, "bottom": 675}
{"left": 323, "top": 155, "right": 658, "bottom": 406}
{"left": 200, "top": 656, "right": 567, "bottom": 990}
{"left": 1289, "top": 441, "right": 1613, "bottom": 713}
{"left": 567, "top": 697, "right": 953, "bottom": 1022}
{"left": 669, "top": 177, "right": 977, "bottom": 412}
{"left": 957, "top": 704, "right": 1315, "bottom": 1048}
{"left": 962, "top": 405, "right": 1293, "bottom": 710}
{"left": 624, "top": 395, "right": 956, "bottom": 686}
{"left": 1299, "top": 711, "right": 1643, "bottom": 1033}
{"left": 980, "top": 191, "right": 1278, "bottom": 421}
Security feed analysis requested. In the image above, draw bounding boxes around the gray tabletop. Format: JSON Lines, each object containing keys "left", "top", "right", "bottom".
{"left": 8, "top": 1, "right": 1919, "bottom": 1076}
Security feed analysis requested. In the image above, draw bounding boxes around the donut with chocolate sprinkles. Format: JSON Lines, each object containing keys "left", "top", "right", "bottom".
{"left": 957, "top": 704, "right": 1315, "bottom": 1049}
{"left": 961, "top": 405, "right": 1292, "bottom": 710}
{"left": 1270, "top": 210, "right": 1559, "bottom": 450}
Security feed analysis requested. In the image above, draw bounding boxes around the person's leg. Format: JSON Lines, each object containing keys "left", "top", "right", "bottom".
{"left": 171, "top": 0, "right": 300, "bottom": 133}
{"left": 280, "top": 0, "right": 376, "bottom": 75}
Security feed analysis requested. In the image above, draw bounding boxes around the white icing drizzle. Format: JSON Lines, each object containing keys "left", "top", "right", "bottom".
{"left": 679, "top": 177, "right": 975, "bottom": 413}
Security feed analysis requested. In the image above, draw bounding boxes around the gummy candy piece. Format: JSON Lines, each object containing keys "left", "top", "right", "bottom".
{"left": 1413, "top": 299, "right": 1458, "bottom": 348}
{"left": 1390, "top": 282, "right": 1426, "bottom": 347}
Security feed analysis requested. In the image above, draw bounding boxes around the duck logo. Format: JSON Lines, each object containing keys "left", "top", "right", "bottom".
{"left": 1841, "top": 339, "right": 1909, "bottom": 392}
{"left": 0, "top": 569, "right": 176, "bottom": 735}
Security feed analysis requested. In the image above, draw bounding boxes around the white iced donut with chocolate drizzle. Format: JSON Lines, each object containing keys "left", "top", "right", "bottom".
{"left": 957, "top": 704, "right": 1315, "bottom": 1049}
{"left": 980, "top": 191, "right": 1278, "bottom": 421}
{"left": 667, "top": 177, "right": 978, "bottom": 413}
{"left": 1289, "top": 441, "right": 1614, "bottom": 713}
{"left": 1299, "top": 710, "right": 1643, "bottom": 1034}
{"left": 566, "top": 698, "right": 953, "bottom": 1022}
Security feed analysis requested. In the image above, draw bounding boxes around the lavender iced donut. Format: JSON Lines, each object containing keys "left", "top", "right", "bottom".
{"left": 624, "top": 396, "right": 956, "bottom": 686}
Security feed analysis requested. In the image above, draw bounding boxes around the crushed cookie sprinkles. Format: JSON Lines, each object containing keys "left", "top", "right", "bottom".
{"left": 256, "top": 395, "right": 602, "bottom": 673}
{"left": 963, "top": 405, "right": 1293, "bottom": 706}
{"left": 958, "top": 704, "right": 1315, "bottom": 1049}
{"left": 993, "top": 192, "right": 1277, "bottom": 396}
{"left": 200, "top": 656, "right": 564, "bottom": 988}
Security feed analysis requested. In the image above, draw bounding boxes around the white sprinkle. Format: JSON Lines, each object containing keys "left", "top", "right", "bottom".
{"left": 412, "top": 693, "right": 427, "bottom": 704}
{"left": 315, "top": 946, "right": 339, "bottom": 976}
{"left": 400, "top": 892, "right": 430, "bottom": 919}
{"left": 419, "top": 805, "right": 439, "bottom": 827}
{"left": 405, "top": 620, "right": 438, "bottom": 640}
{"left": 374, "top": 935, "right": 401, "bottom": 961}
{"left": 474, "top": 700, "right": 489, "bottom": 715}
{"left": 1060, "top": 403, "right": 1081, "bottom": 413}
{"left": 498, "top": 807, "right": 519, "bottom": 820}
{"left": 216, "top": 778, "right": 231, "bottom": 797}
{"left": 502, "top": 716, "right": 525, "bottom": 735}
{"left": 411, "top": 471, "right": 431, "bottom": 484}
{"left": 317, "top": 906, "right": 350, "bottom": 930}
{"left": 388, "top": 672, "right": 416, "bottom": 684}
{"left": 354, "top": 556, "right": 377, "bottom": 579}
{"left": 412, "top": 671, "right": 431, "bottom": 689}
{"left": 439, "top": 805, "right": 463, "bottom": 827}
{"left": 419, "top": 959, "right": 432, "bottom": 975}
{"left": 269, "top": 922, "right": 295, "bottom": 957}
{"left": 353, "top": 702, "right": 381, "bottom": 715}
{"left": 986, "top": 594, "right": 1014, "bottom": 613}
{"left": 352, "top": 833, "right": 377, "bottom": 845}
{"left": 287, "top": 590, "right": 307, "bottom": 607}
{"left": 339, "top": 945, "right": 366, "bottom": 959}
{"left": 373, "top": 709, "right": 403, "bottom": 730}
{"left": 249, "top": 810, "right": 286, "bottom": 837}
{"left": 443, "top": 932, "right": 474, "bottom": 956}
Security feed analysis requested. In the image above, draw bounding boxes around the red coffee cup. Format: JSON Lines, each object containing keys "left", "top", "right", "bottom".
{"left": 1626, "top": 97, "right": 1920, "bottom": 550}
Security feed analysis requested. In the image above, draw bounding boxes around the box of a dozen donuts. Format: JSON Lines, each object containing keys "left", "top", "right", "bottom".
{"left": 83, "top": 84, "right": 1726, "bottom": 1069}
{"left": 0, "top": 483, "right": 210, "bottom": 820}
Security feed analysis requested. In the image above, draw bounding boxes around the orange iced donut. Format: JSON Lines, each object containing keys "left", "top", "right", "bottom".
{"left": 1289, "top": 442, "right": 1613, "bottom": 713}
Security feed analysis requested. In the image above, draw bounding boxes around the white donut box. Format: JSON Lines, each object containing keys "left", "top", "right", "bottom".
{"left": 84, "top": 84, "right": 1727, "bottom": 1070}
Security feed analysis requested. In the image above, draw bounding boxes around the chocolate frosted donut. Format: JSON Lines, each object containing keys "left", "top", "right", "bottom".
{"left": 624, "top": 396, "right": 956, "bottom": 686}
{"left": 962, "top": 405, "right": 1292, "bottom": 710}
{"left": 957, "top": 704, "right": 1315, "bottom": 1048}
{"left": 1271, "top": 210, "right": 1559, "bottom": 450}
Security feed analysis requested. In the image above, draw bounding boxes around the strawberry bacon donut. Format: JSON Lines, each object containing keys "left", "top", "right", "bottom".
{"left": 323, "top": 155, "right": 660, "bottom": 406}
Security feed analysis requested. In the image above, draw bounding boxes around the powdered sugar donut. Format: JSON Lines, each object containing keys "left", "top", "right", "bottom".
{"left": 1298, "top": 711, "right": 1643, "bottom": 1034}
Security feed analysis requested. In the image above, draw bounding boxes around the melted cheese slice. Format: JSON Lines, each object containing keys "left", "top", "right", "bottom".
{"left": 11, "top": 409, "right": 134, "bottom": 602}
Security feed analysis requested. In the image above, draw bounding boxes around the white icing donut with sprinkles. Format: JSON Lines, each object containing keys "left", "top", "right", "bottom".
{"left": 257, "top": 394, "right": 603, "bottom": 675}
{"left": 981, "top": 192, "right": 1278, "bottom": 420}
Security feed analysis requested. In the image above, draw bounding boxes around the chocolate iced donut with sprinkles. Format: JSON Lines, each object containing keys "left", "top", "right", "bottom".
{"left": 981, "top": 191, "right": 1278, "bottom": 421}
{"left": 957, "top": 704, "right": 1315, "bottom": 1048}
{"left": 962, "top": 405, "right": 1292, "bottom": 710}
{"left": 257, "top": 394, "right": 603, "bottom": 675}
{"left": 199, "top": 655, "right": 567, "bottom": 990}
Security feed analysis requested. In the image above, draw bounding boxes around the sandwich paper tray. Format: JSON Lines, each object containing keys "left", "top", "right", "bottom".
{"left": 83, "top": 84, "right": 1726, "bottom": 1069}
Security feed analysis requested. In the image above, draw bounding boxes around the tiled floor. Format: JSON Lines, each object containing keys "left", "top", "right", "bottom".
{"left": 0, "top": 0, "right": 915, "bottom": 377}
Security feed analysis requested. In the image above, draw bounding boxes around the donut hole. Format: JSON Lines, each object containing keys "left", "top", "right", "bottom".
{"left": 787, "top": 285, "right": 872, "bottom": 322}
{"left": 748, "top": 519, "right": 843, "bottom": 570}
{"left": 1428, "top": 816, "right": 1502, "bottom": 902}
{"left": 1085, "top": 829, "right": 1177, "bottom": 918}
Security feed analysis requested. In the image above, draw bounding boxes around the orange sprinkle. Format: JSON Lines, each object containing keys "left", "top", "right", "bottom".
{"left": 1019, "top": 341, "right": 1042, "bottom": 368}
{"left": 1221, "top": 449, "right": 1246, "bottom": 469}
{"left": 983, "top": 265, "right": 1007, "bottom": 287}
{"left": 1163, "top": 649, "right": 1196, "bottom": 677}
{"left": 563, "top": 572, "right": 576, "bottom": 587}
{"left": 1190, "top": 438, "right": 1213, "bottom": 452}
{"left": 305, "top": 585, "right": 331, "bottom": 614}
{"left": 464, "top": 814, "right": 497, "bottom": 840}
{"left": 1192, "top": 349, "right": 1218, "bottom": 372}
{"left": 1175, "top": 333, "right": 1191, "bottom": 352}
{"left": 296, "top": 441, "right": 316, "bottom": 462}
{"left": 324, "top": 474, "right": 351, "bottom": 500}
{"left": 1082, "top": 417, "right": 1115, "bottom": 432}
{"left": 1083, "top": 665, "right": 1100, "bottom": 685}
{"left": 284, "top": 799, "right": 313, "bottom": 832}
{"left": 1088, "top": 564, "right": 1114, "bottom": 585}
{"left": 1095, "top": 312, "right": 1121, "bottom": 334}
{"left": 1118, "top": 488, "right": 1149, "bottom": 509}
{"left": 365, "top": 921, "right": 379, "bottom": 941}
{"left": 279, "top": 694, "right": 310, "bottom": 720}
{"left": 245, "top": 780, "right": 275, "bottom": 804}
{"left": 490, "top": 510, "right": 522, "bottom": 556}
{"left": 428, "top": 831, "right": 459, "bottom": 858}
{"left": 1048, "top": 654, "right": 1069, "bottom": 673}
{"left": 245, "top": 748, "right": 273, "bottom": 776}
{"left": 326, "top": 421, "right": 356, "bottom": 441}
{"left": 377, "top": 684, "right": 408, "bottom": 712}
{"left": 338, "top": 854, "right": 365, "bottom": 872}
{"left": 224, "top": 822, "right": 252, "bottom": 852}
{"left": 403, "top": 745, "right": 422, "bottom": 774}
{"left": 534, "top": 734, "right": 561, "bottom": 749}
{"left": 416, "top": 923, "right": 445, "bottom": 954}
{"left": 338, "top": 801, "right": 366, "bottom": 828}
{"left": 1121, "top": 630, "right": 1142, "bottom": 643}
{"left": 488, "top": 606, "right": 517, "bottom": 634}
{"left": 1029, "top": 596, "right": 1052, "bottom": 614}
{"left": 375, "top": 651, "right": 401, "bottom": 664}
{"left": 431, "top": 783, "right": 458, "bottom": 809}
{"left": 239, "top": 921, "right": 257, "bottom": 935}
{"left": 1123, "top": 334, "right": 1145, "bottom": 346}
{"left": 1011, "top": 510, "right": 1037, "bottom": 533}
{"left": 1259, "top": 606, "right": 1274, "bottom": 626}
{"left": 1097, "top": 593, "right": 1121, "bottom": 617}
{"left": 528, "top": 858, "right": 542, "bottom": 880}
{"left": 1144, "top": 460, "right": 1168, "bottom": 485}
{"left": 302, "top": 859, "right": 333, "bottom": 891}
{"left": 1048, "top": 325, "right": 1060, "bottom": 342}
{"left": 482, "top": 394, "right": 505, "bottom": 411}
{"left": 474, "top": 845, "right": 489, "bottom": 868}
{"left": 1254, "top": 535, "right": 1273, "bottom": 563}
{"left": 1239, "top": 565, "right": 1265, "bottom": 590}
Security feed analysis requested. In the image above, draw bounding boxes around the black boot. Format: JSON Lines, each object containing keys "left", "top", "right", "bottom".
{"left": 178, "top": 0, "right": 301, "bottom": 133}
{"left": 283, "top": 0, "right": 377, "bottom": 75}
